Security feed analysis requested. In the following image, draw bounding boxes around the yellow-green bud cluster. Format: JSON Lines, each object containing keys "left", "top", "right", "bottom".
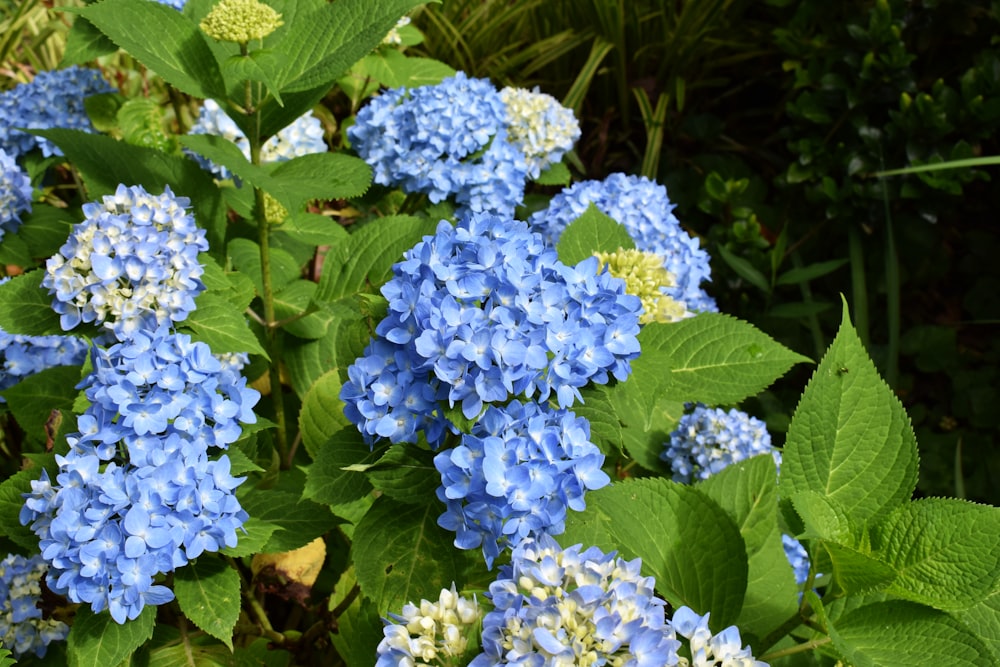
{"left": 595, "top": 248, "right": 689, "bottom": 324}
{"left": 262, "top": 193, "right": 287, "bottom": 225}
{"left": 200, "top": 0, "right": 283, "bottom": 44}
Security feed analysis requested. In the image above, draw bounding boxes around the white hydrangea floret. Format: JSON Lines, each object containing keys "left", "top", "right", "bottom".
{"left": 499, "top": 86, "right": 581, "bottom": 179}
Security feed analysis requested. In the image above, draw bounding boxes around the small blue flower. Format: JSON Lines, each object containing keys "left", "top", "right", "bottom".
{"left": 470, "top": 535, "right": 681, "bottom": 666}
{"left": 0, "top": 553, "right": 69, "bottom": 658}
{"left": 782, "top": 534, "right": 811, "bottom": 587}
{"left": 21, "top": 328, "right": 260, "bottom": 623}
{"left": 661, "top": 404, "right": 779, "bottom": 483}
{"left": 671, "top": 606, "right": 768, "bottom": 666}
{"left": 349, "top": 72, "right": 529, "bottom": 218}
{"left": 529, "top": 172, "right": 717, "bottom": 313}
{"left": 42, "top": 184, "right": 209, "bottom": 339}
{"left": 0, "top": 66, "right": 114, "bottom": 159}
{"left": 434, "top": 400, "right": 609, "bottom": 566}
{"left": 187, "top": 99, "right": 326, "bottom": 180}
{"left": 0, "top": 148, "right": 32, "bottom": 242}
{"left": 341, "top": 214, "right": 643, "bottom": 448}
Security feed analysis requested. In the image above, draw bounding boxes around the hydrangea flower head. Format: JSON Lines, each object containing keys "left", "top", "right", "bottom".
{"left": 21, "top": 328, "right": 260, "bottom": 623}
{"left": 0, "top": 66, "right": 114, "bottom": 159}
{"left": 596, "top": 247, "right": 692, "bottom": 324}
{"left": 671, "top": 607, "right": 768, "bottom": 667}
{"left": 348, "top": 72, "right": 529, "bottom": 217}
{"left": 0, "top": 553, "right": 70, "bottom": 659}
{"left": 42, "top": 184, "right": 208, "bottom": 339}
{"left": 661, "top": 405, "right": 778, "bottom": 484}
{"left": 0, "top": 328, "right": 88, "bottom": 402}
{"left": 499, "top": 86, "right": 580, "bottom": 179}
{"left": 530, "top": 173, "right": 717, "bottom": 313}
{"left": 187, "top": 99, "right": 326, "bottom": 180}
{"left": 376, "top": 584, "right": 482, "bottom": 667}
{"left": 435, "top": 400, "right": 609, "bottom": 566}
{"left": 0, "top": 148, "right": 32, "bottom": 241}
{"left": 341, "top": 214, "right": 643, "bottom": 447}
{"left": 199, "top": 0, "right": 283, "bottom": 43}
{"left": 470, "top": 534, "right": 682, "bottom": 666}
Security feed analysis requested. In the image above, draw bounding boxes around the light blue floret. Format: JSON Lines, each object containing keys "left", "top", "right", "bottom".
{"left": 529, "top": 172, "right": 718, "bottom": 313}
{"left": 0, "top": 66, "right": 114, "bottom": 159}
{"left": 0, "top": 149, "right": 32, "bottom": 242}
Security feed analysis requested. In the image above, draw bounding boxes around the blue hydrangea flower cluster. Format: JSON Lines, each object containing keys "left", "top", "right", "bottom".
{"left": 0, "top": 66, "right": 113, "bottom": 159}
{"left": 20, "top": 328, "right": 260, "bottom": 624}
{"left": 661, "top": 404, "right": 779, "bottom": 483}
{"left": 0, "top": 553, "right": 69, "bottom": 659}
{"left": 42, "top": 184, "right": 209, "bottom": 340}
{"left": 499, "top": 86, "right": 580, "bottom": 179}
{"left": 470, "top": 535, "right": 683, "bottom": 666}
{"left": 348, "top": 72, "right": 529, "bottom": 217}
{"left": 0, "top": 148, "right": 32, "bottom": 242}
{"left": 529, "top": 173, "right": 717, "bottom": 313}
{"left": 671, "top": 606, "right": 768, "bottom": 667}
{"left": 341, "top": 214, "right": 643, "bottom": 446}
{"left": 187, "top": 99, "right": 326, "bottom": 180}
{"left": 435, "top": 401, "right": 610, "bottom": 567}
{"left": 0, "top": 330, "right": 88, "bottom": 401}
{"left": 782, "top": 534, "right": 811, "bottom": 587}
{"left": 375, "top": 583, "right": 482, "bottom": 667}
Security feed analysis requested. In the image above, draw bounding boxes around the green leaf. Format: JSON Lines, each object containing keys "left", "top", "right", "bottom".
{"left": 299, "top": 370, "right": 352, "bottom": 457}
{"left": 276, "top": 212, "right": 350, "bottom": 247}
{"left": 699, "top": 455, "right": 799, "bottom": 642}
{"left": 775, "top": 258, "right": 849, "bottom": 286}
{"left": 871, "top": 498, "right": 1000, "bottom": 611}
{"left": 240, "top": 490, "right": 339, "bottom": 552}
{"left": 227, "top": 237, "right": 302, "bottom": 297}
{"left": 534, "top": 161, "right": 572, "bottom": 186}
{"left": 268, "top": 152, "right": 372, "bottom": 205}
{"left": 273, "top": 279, "right": 332, "bottom": 340}
{"left": 831, "top": 601, "right": 996, "bottom": 667}
{"left": 952, "top": 590, "right": 1000, "bottom": 663}
{"left": 328, "top": 570, "right": 384, "bottom": 667}
{"left": 0, "top": 466, "right": 49, "bottom": 551}
{"left": 352, "top": 495, "right": 473, "bottom": 614}
{"left": 31, "top": 130, "right": 227, "bottom": 255}
{"left": 66, "top": 605, "right": 156, "bottom": 667}
{"left": 0, "top": 270, "right": 65, "bottom": 336}
{"left": 220, "top": 517, "right": 278, "bottom": 558}
{"left": 174, "top": 556, "right": 241, "bottom": 650}
{"left": 780, "top": 301, "right": 919, "bottom": 524}
{"left": 181, "top": 293, "right": 268, "bottom": 358}
{"left": 14, "top": 204, "right": 75, "bottom": 262}
{"left": 303, "top": 428, "right": 378, "bottom": 508}
{"left": 366, "top": 443, "right": 440, "bottom": 505}
{"left": 315, "top": 216, "right": 438, "bottom": 302}
{"left": 556, "top": 203, "right": 635, "bottom": 266}
{"left": 117, "top": 97, "right": 173, "bottom": 152}
{"left": 1, "top": 365, "right": 83, "bottom": 443}
{"left": 347, "top": 49, "right": 454, "bottom": 90}
{"left": 283, "top": 300, "right": 370, "bottom": 396}
{"left": 636, "top": 315, "right": 811, "bottom": 406}
{"left": 223, "top": 50, "right": 286, "bottom": 106}
{"left": 715, "top": 244, "right": 770, "bottom": 293}
{"left": 77, "top": 0, "right": 224, "bottom": 99}
{"left": 63, "top": 17, "right": 120, "bottom": 65}
{"left": 561, "top": 478, "right": 747, "bottom": 631}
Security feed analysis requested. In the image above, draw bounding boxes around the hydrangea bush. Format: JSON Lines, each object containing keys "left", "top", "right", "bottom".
{"left": 0, "top": 0, "right": 995, "bottom": 665}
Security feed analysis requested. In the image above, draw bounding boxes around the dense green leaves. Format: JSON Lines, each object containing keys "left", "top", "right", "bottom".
{"left": 240, "top": 490, "right": 339, "bottom": 552}
{"left": 174, "top": 556, "right": 241, "bottom": 649}
{"left": 67, "top": 606, "right": 156, "bottom": 667}
{"left": 781, "top": 301, "right": 919, "bottom": 523}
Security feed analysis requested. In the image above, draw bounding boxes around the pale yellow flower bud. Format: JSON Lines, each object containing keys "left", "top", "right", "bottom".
{"left": 200, "top": 0, "right": 283, "bottom": 44}
{"left": 595, "top": 248, "right": 691, "bottom": 324}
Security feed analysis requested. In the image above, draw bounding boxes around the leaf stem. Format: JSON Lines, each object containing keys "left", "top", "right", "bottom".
{"left": 758, "top": 636, "right": 832, "bottom": 662}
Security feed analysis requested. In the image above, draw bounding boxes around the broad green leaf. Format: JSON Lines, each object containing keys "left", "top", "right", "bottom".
{"left": 952, "top": 590, "right": 1000, "bottom": 663}
{"left": 277, "top": 212, "right": 350, "bottom": 247}
{"left": 31, "top": 130, "right": 227, "bottom": 255}
{"left": 117, "top": 97, "right": 174, "bottom": 152}
{"left": 223, "top": 50, "right": 286, "bottom": 106}
{"left": 871, "top": 498, "right": 1000, "bottom": 611}
{"left": 780, "top": 301, "right": 919, "bottom": 523}
{"left": 775, "top": 258, "right": 849, "bottom": 286}
{"left": 821, "top": 541, "right": 898, "bottom": 596}
{"left": 0, "top": 467, "right": 48, "bottom": 551}
{"left": 240, "top": 490, "right": 339, "bottom": 552}
{"left": 274, "top": 280, "right": 332, "bottom": 340}
{"left": 315, "top": 216, "right": 437, "bottom": 302}
{"left": 0, "top": 270, "right": 65, "bottom": 336}
{"left": 366, "top": 443, "right": 440, "bottom": 505}
{"left": 715, "top": 244, "right": 770, "bottom": 293}
{"left": 299, "top": 370, "right": 352, "bottom": 457}
{"left": 535, "top": 161, "right": 572, "bottom": 186}
{"left": 174, "top": 556, "right": 241, "bottom": 649}
{"left": 329, "top": 575, "right": 383, "bottom": 667}
{"left": 561, "top": 478, "right": 747, "bottom": 631}
{"left": 1, "top": 365, "right": 84, "bottom": 443}
{"left": 63, "top": 17, "right": 119, "bottom": 65}
{"left": 700, "top": 456, "right": 799, "bottom": 642}
{"left": 181, "top": 293, "right": 268, "bottom": 358}
{"left": 0, "top": 231, "right": 31, "bottom": 267}
{"left": 66, "top": 605, "right": 156, "bottom": 667}
{"left": 225, "top": 446, "right": 264, "bottom": 476}
{"left": 637, "top": 315, "right": 811, "bottom": 406}
{"left": 283, "top": 300, "right": 370, "bottom": 396}
{"left": 77, "top": 0, "right": 224, "bottom": 99}
{"left": 831, "top": 601, "right": 995, "bottom": 667}
{"left": 556, "top": 203, "right": 635, "bottom": 266}
{"left": 273, "top": 0, "right": 434, "bottom": 93}
{"left": 352, "top": 495, "right": 473, "bottom": 614}
{"left": 303, "top": 428, "right": 379, "bottom": 508}
{"left": 227, "top": 237, "right": 302, "bottom": 297}
{"left": 268, "top": 152, "right": 372, "bottom": 204}
{"left": 348, "top": 49, "right": 455, "bottom": 90}
{"left": 220, "top": 517, "right": 278, "bottom": 558}
{"left": 14, "top": 204, "right": 75, "bottom": 262}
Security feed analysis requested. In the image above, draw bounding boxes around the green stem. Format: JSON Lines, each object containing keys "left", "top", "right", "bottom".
{"left": 848, "top": 224, "right": 870, "bottom": 349}
{"left": 759, "top": 636, "right": 832, "bottom": 662}
{"left": 882, "top": 185, "right": 900, "bottom": 388}
{"left": 790, "top": 250, "right": 826, "bottom": 360}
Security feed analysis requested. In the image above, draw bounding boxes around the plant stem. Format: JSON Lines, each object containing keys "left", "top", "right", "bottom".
{"left": 847, "top": 224, "right": 870, "bottom": 349}
{"left": 758, "top": 636, "right": 832, "bottom": 662}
